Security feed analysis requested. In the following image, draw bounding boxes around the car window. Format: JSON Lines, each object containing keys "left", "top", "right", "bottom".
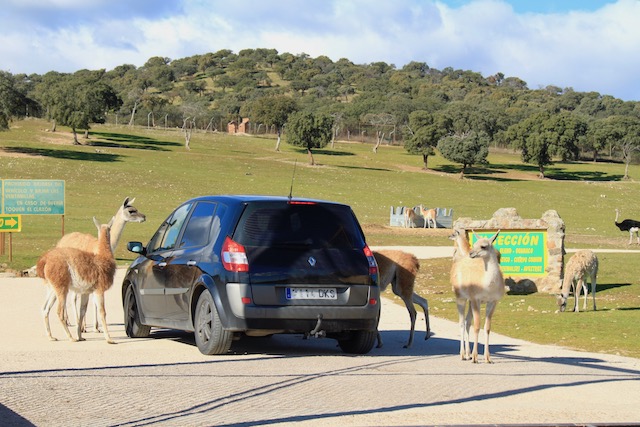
{"left": 179, "top": 202, "right": 217, "bottom": 248}
{"left": 146, "top": 203, "right": 193, "bottom": 254}
{"left": 159, "top": 203, "right": 192, "bottom": 251}
{"left": 146, "top": 221, "right": 169, "bottom": 254}
{"left": 234, "top": 202, "right": 364, "bottom": 249}
{"left": 210, "top": 203, "right": 226, "bottom": 245}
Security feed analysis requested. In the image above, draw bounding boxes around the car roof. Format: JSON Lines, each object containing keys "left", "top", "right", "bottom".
{"left": 187, "top": 195, "right": 348, "bottom": 207}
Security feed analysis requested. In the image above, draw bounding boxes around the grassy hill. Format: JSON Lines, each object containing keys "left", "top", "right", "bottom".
{"left": 1, "top": 118, "right": 639, "bottom": 358}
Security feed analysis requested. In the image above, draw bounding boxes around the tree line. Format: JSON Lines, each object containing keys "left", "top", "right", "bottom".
{"left": 1, "top": 48, "right": 640, "bottom": 177}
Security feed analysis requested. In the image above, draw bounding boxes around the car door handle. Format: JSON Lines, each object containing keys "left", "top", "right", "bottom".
{"left": 187, "top": 260, "right": 197, "bottom": 266}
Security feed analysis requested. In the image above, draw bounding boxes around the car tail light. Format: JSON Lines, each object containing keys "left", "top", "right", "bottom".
{"left": 222, "top": 236, "right": 249, "bottom": 272}
{"left": 363, "top": 245, "right": 378, "bottom": 276}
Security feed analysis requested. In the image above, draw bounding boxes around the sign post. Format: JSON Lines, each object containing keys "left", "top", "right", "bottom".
{"left": 0, "top": 215, "right": 21, "bottom": 262}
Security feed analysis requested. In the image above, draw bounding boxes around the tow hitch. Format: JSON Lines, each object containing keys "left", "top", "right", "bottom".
{"left": 304, "top": 314, "right": 326, "bottom": 339}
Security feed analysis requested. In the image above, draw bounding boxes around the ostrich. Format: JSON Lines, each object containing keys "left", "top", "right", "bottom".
{"left": 614, "top": 209, "right": 640, "bottom": 245}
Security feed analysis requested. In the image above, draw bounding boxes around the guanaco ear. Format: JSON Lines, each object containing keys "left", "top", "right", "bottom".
{"left": 489, "top": 230, "right": 501, "bottom": 244}
{"left": 93, "top": 216, "right": 100, "bottom": 230}
{"left": 124, "top": 197, "right": 134, "bottom": 207}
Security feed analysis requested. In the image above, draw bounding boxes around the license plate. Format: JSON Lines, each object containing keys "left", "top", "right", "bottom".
{"left": 286, "top": 287, "right": 337, "bottom": 300}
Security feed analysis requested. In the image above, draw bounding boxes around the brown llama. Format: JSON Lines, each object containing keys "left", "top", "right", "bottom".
{"left": 403, "top": 207, "right": 417, "bottom": 228}
{"left": 55, "top": 197, "right": 145, "bottom": 331}
{"left": 450, "top": 231, "right": 504, "bottom": 363}
{"left": 38, "top": 217, "right": 117, "bottom": 344}
{"left": 374, "top": 250, "right": 430, "bottom": 348}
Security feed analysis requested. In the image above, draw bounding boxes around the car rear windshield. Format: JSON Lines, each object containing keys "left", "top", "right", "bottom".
{"left": 233, "top": 201, "right": 365, "bottom": 249}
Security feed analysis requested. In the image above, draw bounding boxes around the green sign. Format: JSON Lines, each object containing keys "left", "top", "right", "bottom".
{"left": 0, "top": 214, "right": 21, "bottom": 232}
{"left": 469, "top": 230, "right": 547, "bottom": 277}
{"left": 2, "top": 179, "right": 65, "bottom": 215}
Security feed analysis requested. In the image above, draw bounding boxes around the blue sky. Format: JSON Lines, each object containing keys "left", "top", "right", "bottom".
{"left": 2, "top": 0, "right": 639, "bottom": 101}
{"left": 440, "top": 0, "right": 618, "bottom": 13}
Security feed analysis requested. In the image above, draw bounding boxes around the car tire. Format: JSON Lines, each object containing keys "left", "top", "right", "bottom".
{"left": 124, "top": 285, "right": 151, "bottom": 338}
{"left": 337, "top": 330, "right": 377, "bottom": 354}
{"left": 194, "top": 290, "right": 233, "bottom": 355}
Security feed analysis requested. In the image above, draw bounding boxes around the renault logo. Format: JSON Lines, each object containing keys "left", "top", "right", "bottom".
{"left": 308, "top": 256, "right": 317, "bottom": 267}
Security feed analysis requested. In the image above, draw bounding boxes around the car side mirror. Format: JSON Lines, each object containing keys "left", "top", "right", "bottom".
{"left": 127, "top": 241, "right": 146, "bottom": 255}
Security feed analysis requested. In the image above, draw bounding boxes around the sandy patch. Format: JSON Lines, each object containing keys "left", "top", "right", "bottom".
{"left": 0, "top": 129, "right": 79, "bottom": 159}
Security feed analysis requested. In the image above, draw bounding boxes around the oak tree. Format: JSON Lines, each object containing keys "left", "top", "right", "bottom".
{"left": 247, "top": 95, "right": 298, "bottom": 151}
{"left": 437, "top": 131, "right": 489, "bottom": 178}
{"left": 35, "top": 71, "right": 120, "bottom": 143}
{"left": 286, "top": 111, "right": 333, "bottom": 165}
{"left": 404, "top": 110, "right": 450, "bottom": 169}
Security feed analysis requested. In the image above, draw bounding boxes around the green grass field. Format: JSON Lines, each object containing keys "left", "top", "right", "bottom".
{"left": 1, "top": 118, "right": 639, "bottom": 358}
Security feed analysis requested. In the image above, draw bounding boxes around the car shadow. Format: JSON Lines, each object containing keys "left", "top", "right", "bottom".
{"left": 145, "top": 328, "right": 463, "bottom": 357}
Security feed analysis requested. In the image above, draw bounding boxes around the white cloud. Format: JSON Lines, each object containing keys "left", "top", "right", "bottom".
{"left": 1, "top": 0, "right": 639, "bottom": 100}
{"left": 485, "top": 0, "right": 640, "bottom": 96}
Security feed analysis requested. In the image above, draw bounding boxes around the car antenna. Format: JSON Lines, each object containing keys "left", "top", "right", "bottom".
{"left": 288, "top": 160, "right": 297, "bottom": 200}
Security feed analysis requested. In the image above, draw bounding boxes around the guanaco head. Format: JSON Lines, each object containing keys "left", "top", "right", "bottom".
{"left": 93, "top": 216, "right": 114, "bottom": 238}
{"left": 449, "top": 229, "right": 471, "bottom": 260}
{"left": 120, "top": 197, "right": 146, "bottom": 223}
{"left": 469, "top": 230, "right": 500, "bottom": 259}
{"left": 557, "top": 275, "right": 572, "bottom": 312}
{"left": 557, "top": 294, "right": 568, "bottom": 312}
{"left": 448, "top": 229, "right": 462, "bottom": 241}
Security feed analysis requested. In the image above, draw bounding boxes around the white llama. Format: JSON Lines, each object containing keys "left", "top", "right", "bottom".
{"left": 38, "top": 217, "right": 117, "bottom": 343}
{"left": 558, "top": 249, "right": 598, "bottom": 312}
{"left": 450, "top": 231, "right": 504, "bottom": 363}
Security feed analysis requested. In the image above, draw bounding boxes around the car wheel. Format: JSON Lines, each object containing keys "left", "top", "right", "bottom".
{"left": 337, "top": 330, "right": 377, "bottom": 354}
{"left": 194, "top": 290, "right": 233, "bottom": 355}
{"left": 124, "top": 285, "right": 151, "bottom": 338}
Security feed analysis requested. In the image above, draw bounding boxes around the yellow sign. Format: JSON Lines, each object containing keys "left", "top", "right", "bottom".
{"left": 469, "top": 230, "right": 547, "bottom": 277}
{"left": 0, "top": 215, "right": 22, "bottom": 232}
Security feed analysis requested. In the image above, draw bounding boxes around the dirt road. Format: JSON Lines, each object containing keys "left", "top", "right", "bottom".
{"left": 1, "top": 267, "right": 639, "bottom": 426}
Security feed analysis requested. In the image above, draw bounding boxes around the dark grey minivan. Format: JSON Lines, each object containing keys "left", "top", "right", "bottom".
{"left": 122, "top": 195, "right": 380, "bottom": 355}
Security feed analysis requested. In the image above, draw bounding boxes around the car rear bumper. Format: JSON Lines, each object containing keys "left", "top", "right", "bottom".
{"left": 241, "top": 316, "right": 379, "bottom": 334}
{"left": 224, "top": 282, "right": 380, "bottom": 332}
